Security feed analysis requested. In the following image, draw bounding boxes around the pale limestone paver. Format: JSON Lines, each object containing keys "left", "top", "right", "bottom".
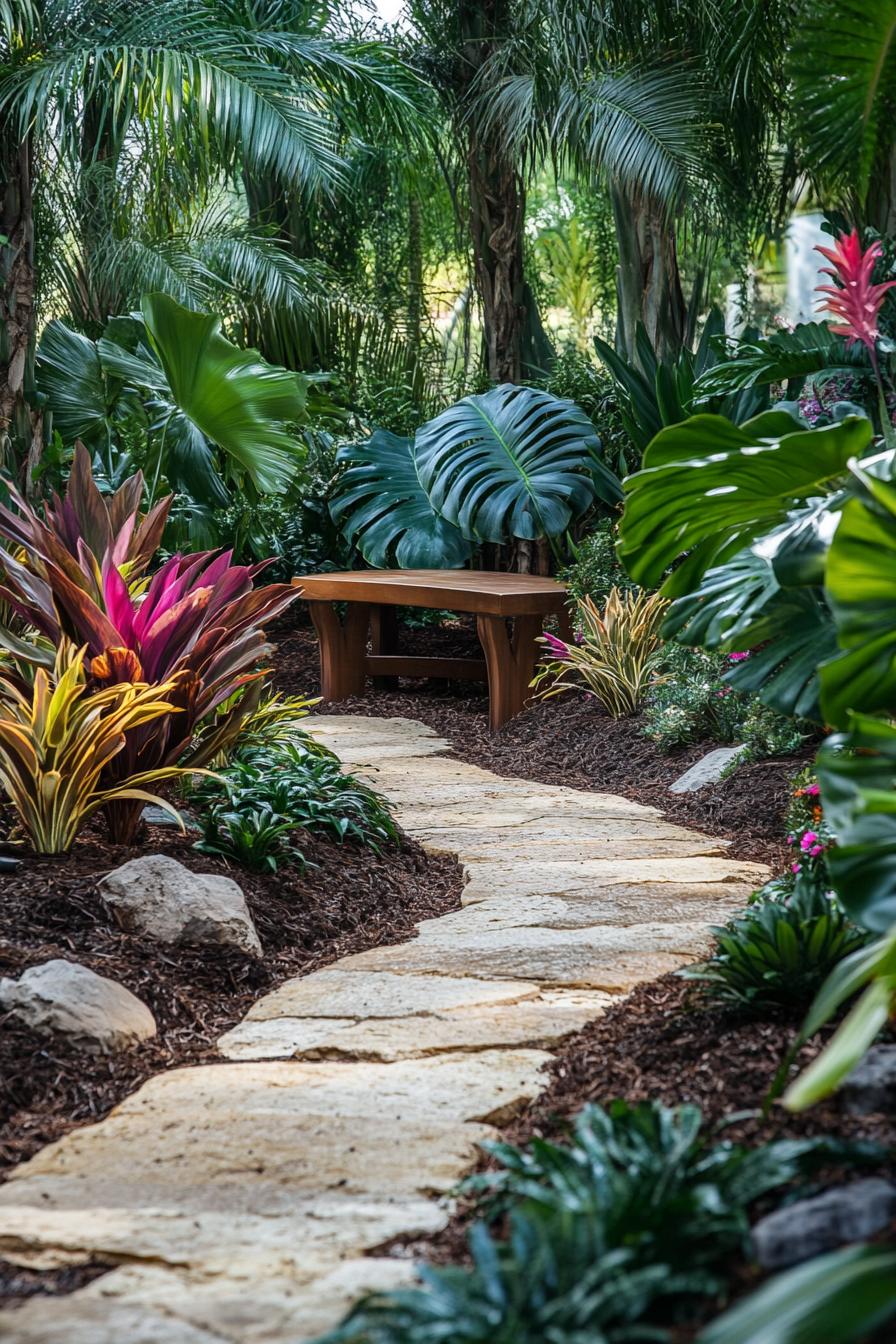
{"left": 0, "top": 714, "right": 767, "bottom": 1342}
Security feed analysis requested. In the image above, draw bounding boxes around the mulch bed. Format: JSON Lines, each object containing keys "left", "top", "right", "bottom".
{"left": 0, "top": 822, "right": 462, "bottom": 1182}
{"left": 274, "top": 616, "right": 814, "bottom": 870}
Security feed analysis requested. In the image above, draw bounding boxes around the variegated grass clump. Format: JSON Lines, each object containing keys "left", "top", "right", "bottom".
{"left": 532, "top": 587, "right": 668, "bottom": 718}
{"left": 0, "top": 641, "right": 193, "bottom": 855}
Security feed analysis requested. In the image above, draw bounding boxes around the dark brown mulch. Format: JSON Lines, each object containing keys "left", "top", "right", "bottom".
{"left": 273, "top": 618, "right": 814, "bottom": 870}
{"left": 0, "top": 822, "right": 462, "bottom": 1180}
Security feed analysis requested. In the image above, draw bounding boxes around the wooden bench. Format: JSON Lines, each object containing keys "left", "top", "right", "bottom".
{"left": 292, "top": 569, "right": 573, "bottom": 731}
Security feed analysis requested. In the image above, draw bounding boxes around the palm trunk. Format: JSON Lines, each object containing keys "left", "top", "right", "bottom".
{"left": 0, "top": 130, "right": 41, "bottom": 487}
{"left": 469, "top": 140, "right": 526, "bottom": 384}
{"left": 611, "top": 181, "right": 686, "bottom": 365}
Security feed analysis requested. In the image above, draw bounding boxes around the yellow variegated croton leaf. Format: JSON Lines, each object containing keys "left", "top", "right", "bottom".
{"left": 0, "top": 640, "right": 193, "bottom": 854}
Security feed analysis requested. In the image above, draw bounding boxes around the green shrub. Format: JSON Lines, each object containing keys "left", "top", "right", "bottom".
{"left": 317, "top": 1101, "right": 875, "bottom": 1344}
{"left": 559, "top": 516, "right": 634, "bottom": 609}
{"left": 641, "top": 645, "right": 810, "bottom": 760}
{"left": 640, "top": 645, "right": 746, "bottom": 750}
{"left": 681, "top": 872, "right": 872, "bottom": 1011}
{"left": 191, "top": 742, "right": 397, "bottom": 872}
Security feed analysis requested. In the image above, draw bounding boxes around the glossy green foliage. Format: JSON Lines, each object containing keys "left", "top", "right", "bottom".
{"left": 331, "top": 385, "right": 621, "bottom": 568}
{"left": 330, "top": 430, "right": 472, "bottom": 568}
{"left": 681, "top": 873, "right": 872, "bottom": 1011}
{"left": 317, "top": 1100, "right": 877, "bottom": 1344}
{"left": 192, "top": 742, "right": 398, "bottom": 872}
{"left": 594, "top": 312, "right": 768, "bottom": 453}
{"left": 699, "top": 1244, "right": 896, "bottom": 1344}
{"left": 618, "top": 411, "right": 875, "bottom": 720}
{"left": 694, "top": 322, "right": 868, "bottom": 399}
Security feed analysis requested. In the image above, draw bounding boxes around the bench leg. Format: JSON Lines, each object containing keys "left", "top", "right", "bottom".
{"left": 307, "top": 601, "right": 371, "bottom": 701}
{"left": 370, "top": 604, "right": 400, "bottom": 689}
{"left": 476, "top": 613, "right": 543, "bottom": 731}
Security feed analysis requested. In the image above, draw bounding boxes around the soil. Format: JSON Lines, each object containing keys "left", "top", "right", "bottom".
{"left": 0, "top": 822, "right": 462, "bottom": 1180}
{"left": 273, "top": 616, "right": 815, "bottom": 871}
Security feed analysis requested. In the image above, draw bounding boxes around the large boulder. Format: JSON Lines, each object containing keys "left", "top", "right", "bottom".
{"left": 99, "top": 855, "right": 262, "bottom": 957}
{"left": 0, "top": 959, "right": 156, "bottom": 1052}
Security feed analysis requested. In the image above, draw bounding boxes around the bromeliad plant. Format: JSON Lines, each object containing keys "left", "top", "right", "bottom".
{"left": 0, "top": 455, "right": 297, "bottom": 842}
{"left": 0, "top": 641, "right": 189, "bottom": 854}
{"left": 531, "top": 587, "right": 668, "bottom": 717}
{"left": 681, "top": 873, "right": 872, "bottom": 1013}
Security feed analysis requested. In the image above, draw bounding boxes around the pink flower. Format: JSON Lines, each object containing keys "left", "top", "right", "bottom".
{"left": 809, "top": 844, "right": 824, "bottom": 857}
{"left": 815, "top": 230, "right": 896, "bottom": 353}
{"left": 800, "top": 831, "right": 818, "bottom": 852}
{"left": 542, "top": 631, "right": 570, "bottom": 661}
{"left": 791, "top": 862, "right": 802, "bottom": 874}
{"left": 804, "top": 783, "right": 820, "bottom": 797}
{"left": 727, "top": 652, "right": 750, "bottom": 663}
{"left": 786, "top": 834, "right": 795, "bottom": 844}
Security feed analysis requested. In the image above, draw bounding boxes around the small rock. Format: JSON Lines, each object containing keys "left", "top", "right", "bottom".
{"left": 841, "top": 1044, "right": 896, "bottom": 1115}
{"left": 0, "top": 960, "right": 156, "bottom": 1052}
{"left": 99, "top": 855, "right": 262, "bottom": 957}
{"left": 751, "top": 1178, "right": 896, "bottom": 1270}
{"left": 669, "top": 747, "right": 744, "bottom": 793}
{"left": 141, "top": 803, "right": 198, "bottom": 832}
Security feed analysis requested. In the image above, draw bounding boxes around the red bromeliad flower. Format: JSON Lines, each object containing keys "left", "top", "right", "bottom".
{"left": 815, "top": 229, "right": 896, "bottom": 354}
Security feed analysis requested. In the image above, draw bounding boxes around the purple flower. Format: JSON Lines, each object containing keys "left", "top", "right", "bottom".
{"left": 800, "top": 831, "right": 818, "bottom": 852}
{"left": 542, "top": 632, "right": 570, "bottom": 661}
{"left": 786, "top": 834, "right": 795, "bottom": 844}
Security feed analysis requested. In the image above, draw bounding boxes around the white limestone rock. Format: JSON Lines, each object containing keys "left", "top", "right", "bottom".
{"left": 99, "top": 855, "right": 262, "bottom": 957}
{"left": 0, "top": 960, "right": 156, "bottom": 1052}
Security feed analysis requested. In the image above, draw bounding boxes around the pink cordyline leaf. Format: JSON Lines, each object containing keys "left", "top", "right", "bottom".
{"left": 815, "top": 229, "right": 896, "bottom": 353}
{"left": 542, "top": 631, "right": 570, "bottom": 661}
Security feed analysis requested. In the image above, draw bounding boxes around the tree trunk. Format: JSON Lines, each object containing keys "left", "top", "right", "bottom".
{"left": 468, "top": 141, "right": 526, "bottom": 384}
{"left": 610, "top": 181, "right": 687, "bottom": 365}
{"left": 0, "top": 130, "right": 41, "bottom": 487}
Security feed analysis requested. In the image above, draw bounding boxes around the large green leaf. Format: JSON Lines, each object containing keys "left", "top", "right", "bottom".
{"left": 415, "top": 384, "right": 621, "bottom": 544}
{"left": 35, "top": 321, "right": 125, "bottom": 451}
{"left": 698, "top": 1245, "right": 896, "bottom": 1344}
{"left": 820, "top": 468, "right": 896, "bottom": 725}
{"left": 330, "top": 431, "right": 472, "bottom": 568}
{"left": 141, "top": 293, "right": 307, "bottom": 496}
{"left": 816, "top": 714, "right": 896, "bottom": 933}
{"left": 619, "top": 411, "right": 873, "bottom": 596}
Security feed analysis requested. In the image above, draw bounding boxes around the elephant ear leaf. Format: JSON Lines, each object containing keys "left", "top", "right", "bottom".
{"left": 141, "top": 292, "right": 307, "bottom": 496}
{"left": 331, "top": 430, "right": 472, "bottom": 569}
{"left": 415, "top": 383, "right": 621, "bottom": 543}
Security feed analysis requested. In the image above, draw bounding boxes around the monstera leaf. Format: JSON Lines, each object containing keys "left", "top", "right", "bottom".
{"left": 415, "top": 384, "right": 622, "bottom": 543}
{"left": 331, "top": 431, "right": 472, "bottom": 568}
{"left": 817, "top": 714, "right": 896, "bottom": 933}
{"left": 820, "top": 468, "right": 896, "bottom": 725}
{"left": 619, "top": 410, "right": 873, "bottom": 596}
{"left": 142, "top": 293, "right": 307, "bottom": 496}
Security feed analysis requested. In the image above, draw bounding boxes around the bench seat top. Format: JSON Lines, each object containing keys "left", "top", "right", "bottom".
{"left": 292, "top": 568, "right": 568, "bottom": 616}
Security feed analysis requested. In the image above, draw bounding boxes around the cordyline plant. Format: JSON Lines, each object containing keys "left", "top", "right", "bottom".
{"left": 0, "top": 452, "right": 297, "bottom": 843}
{"left": 0, "top": 641, "right": 191, "bottom": 855}
{"left": 531, "top": 587, "right": 668, "bottom": 717}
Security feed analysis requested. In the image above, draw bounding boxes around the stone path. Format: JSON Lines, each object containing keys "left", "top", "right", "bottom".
{"left": 0, "top": 717, "right": 767, "bottom": 1343}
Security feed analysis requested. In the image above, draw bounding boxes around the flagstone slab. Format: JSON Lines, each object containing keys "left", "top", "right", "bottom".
{"left": 239, "top": 967, "right": 542, "bottom": 1023}
{"left": 0, "top": 713, "right": 769, "bottom": 1342}
{"left": 218, "top": 990, "right": 612, "bottom": 1062}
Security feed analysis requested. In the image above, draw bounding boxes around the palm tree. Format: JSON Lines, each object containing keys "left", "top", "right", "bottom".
{"left": 0, "top": 0, "right": 421, "bottom": 473}
{"left": 790, "top": 0, "right": 896, "bottom": 233}
{"left": 472, "top": 0, "right": 791, "bottom": 362}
